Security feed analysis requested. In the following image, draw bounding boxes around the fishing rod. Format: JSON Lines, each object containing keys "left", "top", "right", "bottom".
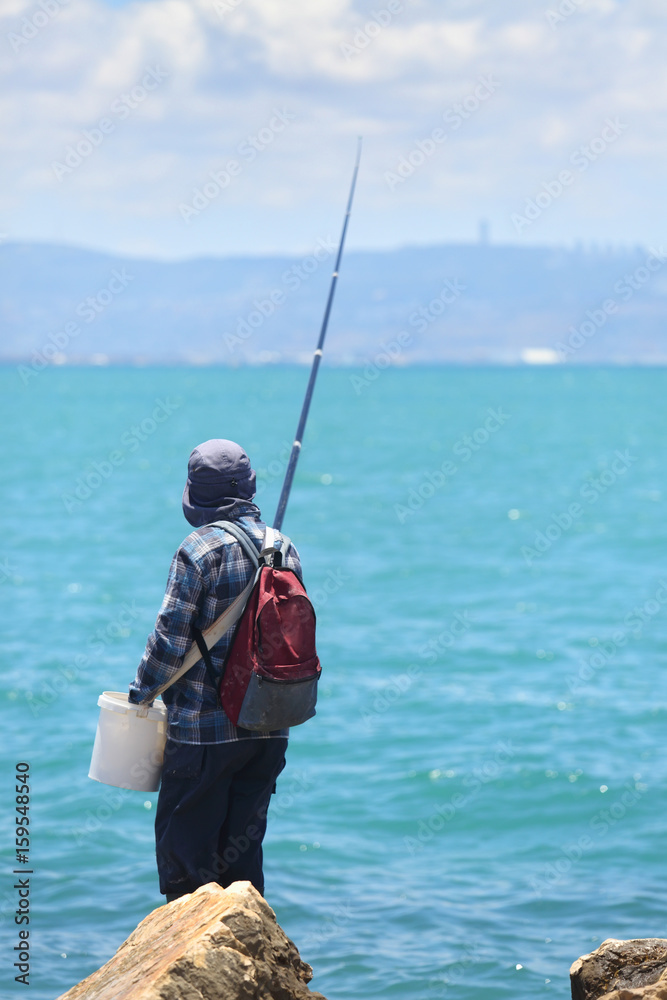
{"left": 273, "top": 137, "right": 362, "bottom": 532}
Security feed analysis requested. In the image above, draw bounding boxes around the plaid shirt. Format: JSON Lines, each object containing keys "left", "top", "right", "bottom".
{"left": 129, "top": 506, "right": 302, "bottom": 744}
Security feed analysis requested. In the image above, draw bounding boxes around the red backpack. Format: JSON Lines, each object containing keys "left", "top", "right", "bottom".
{"left": 193, "top": 522, "right": 321, "bottom": 731}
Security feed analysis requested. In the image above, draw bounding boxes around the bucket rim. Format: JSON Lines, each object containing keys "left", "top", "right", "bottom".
{"left": 97, "top": 690, "right": 167, "bottom": 722}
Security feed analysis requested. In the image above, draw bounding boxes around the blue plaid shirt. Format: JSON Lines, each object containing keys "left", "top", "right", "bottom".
{"left": 129, "top": 505, "right": 302, "bottom": 744}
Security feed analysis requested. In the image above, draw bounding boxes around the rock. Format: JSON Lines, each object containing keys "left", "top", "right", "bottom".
{"left": 570, "top": 938, "right": 667, "bottom": 1000}
{"left": 56, "top": 881, "right": 328, "bottom": 1000}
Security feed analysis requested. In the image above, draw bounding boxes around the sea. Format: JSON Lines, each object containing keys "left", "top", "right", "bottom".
{"left": 1, "top": 364, "right": 666, "bottom": 999}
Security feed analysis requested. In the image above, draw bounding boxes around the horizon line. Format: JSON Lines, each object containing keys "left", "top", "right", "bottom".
{"left": 0, "top": 236, "right": 655, "bottom": 267}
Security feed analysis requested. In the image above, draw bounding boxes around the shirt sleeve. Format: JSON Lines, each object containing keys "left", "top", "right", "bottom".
{"left": 285, "top": 542, "right": 303, "bottom": 582}
{"left": 128, "top": 546, "right": 205, "bottom": 705}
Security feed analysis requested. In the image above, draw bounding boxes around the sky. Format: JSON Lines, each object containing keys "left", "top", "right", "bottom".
{"left": 1, "top": 0, "right": 666, "bottom": 260}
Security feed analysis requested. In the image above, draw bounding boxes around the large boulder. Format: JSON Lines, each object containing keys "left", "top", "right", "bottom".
{"left": 570, "top": 938, "right": 667, "bottom": 1000}
{"left": 56, "top": 881, "right": 328, "bottom": 1000}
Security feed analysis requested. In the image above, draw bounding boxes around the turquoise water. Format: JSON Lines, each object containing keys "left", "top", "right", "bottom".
{"left": 2, "top": 365, "right": 666, "bottom": 999}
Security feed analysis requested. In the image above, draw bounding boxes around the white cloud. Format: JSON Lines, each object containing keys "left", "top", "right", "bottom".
{"left": 1, "top": 0, "right": 667, "bottom": 256}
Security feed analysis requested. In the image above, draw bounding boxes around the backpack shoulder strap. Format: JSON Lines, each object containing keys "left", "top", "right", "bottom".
{"left": 208, "top": 520, "right": 291, "bottom": 567}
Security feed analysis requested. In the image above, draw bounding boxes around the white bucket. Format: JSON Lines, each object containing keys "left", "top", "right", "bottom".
{"left": 88, "top": 692, "right": 168, "bottom": 793}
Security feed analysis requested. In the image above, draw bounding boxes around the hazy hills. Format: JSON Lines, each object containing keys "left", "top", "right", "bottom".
{"left": 2, "top": 239, "right": 667, "bottom": 367}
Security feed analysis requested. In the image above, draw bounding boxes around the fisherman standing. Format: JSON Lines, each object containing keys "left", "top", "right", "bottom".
{"left": 129, "top": 439, "right": 302, "bottom": 902}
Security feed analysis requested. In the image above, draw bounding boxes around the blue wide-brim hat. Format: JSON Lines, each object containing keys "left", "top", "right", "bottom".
{"left": 182, "top": 439, "right": 257, "bottom": 526}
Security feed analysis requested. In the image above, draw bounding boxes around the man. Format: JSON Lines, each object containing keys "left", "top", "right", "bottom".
{"left": 129, "top": 438, "right": 302, "bottom": 902}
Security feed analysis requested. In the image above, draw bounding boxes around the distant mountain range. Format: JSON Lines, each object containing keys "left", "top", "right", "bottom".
{"left": 2, "top": 239, "right": 667, "bottom": 367}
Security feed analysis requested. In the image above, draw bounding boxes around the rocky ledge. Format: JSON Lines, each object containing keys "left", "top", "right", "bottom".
{"left": 56, "top": 881, "right": 327, "bottom": 1000}
{"left": 571, "top": 937, "right": 667, "bottom": 1000}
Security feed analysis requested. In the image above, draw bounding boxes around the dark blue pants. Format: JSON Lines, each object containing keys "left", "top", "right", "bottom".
{"left": 155, "top": 737, "right": 288, "bottom": 898}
